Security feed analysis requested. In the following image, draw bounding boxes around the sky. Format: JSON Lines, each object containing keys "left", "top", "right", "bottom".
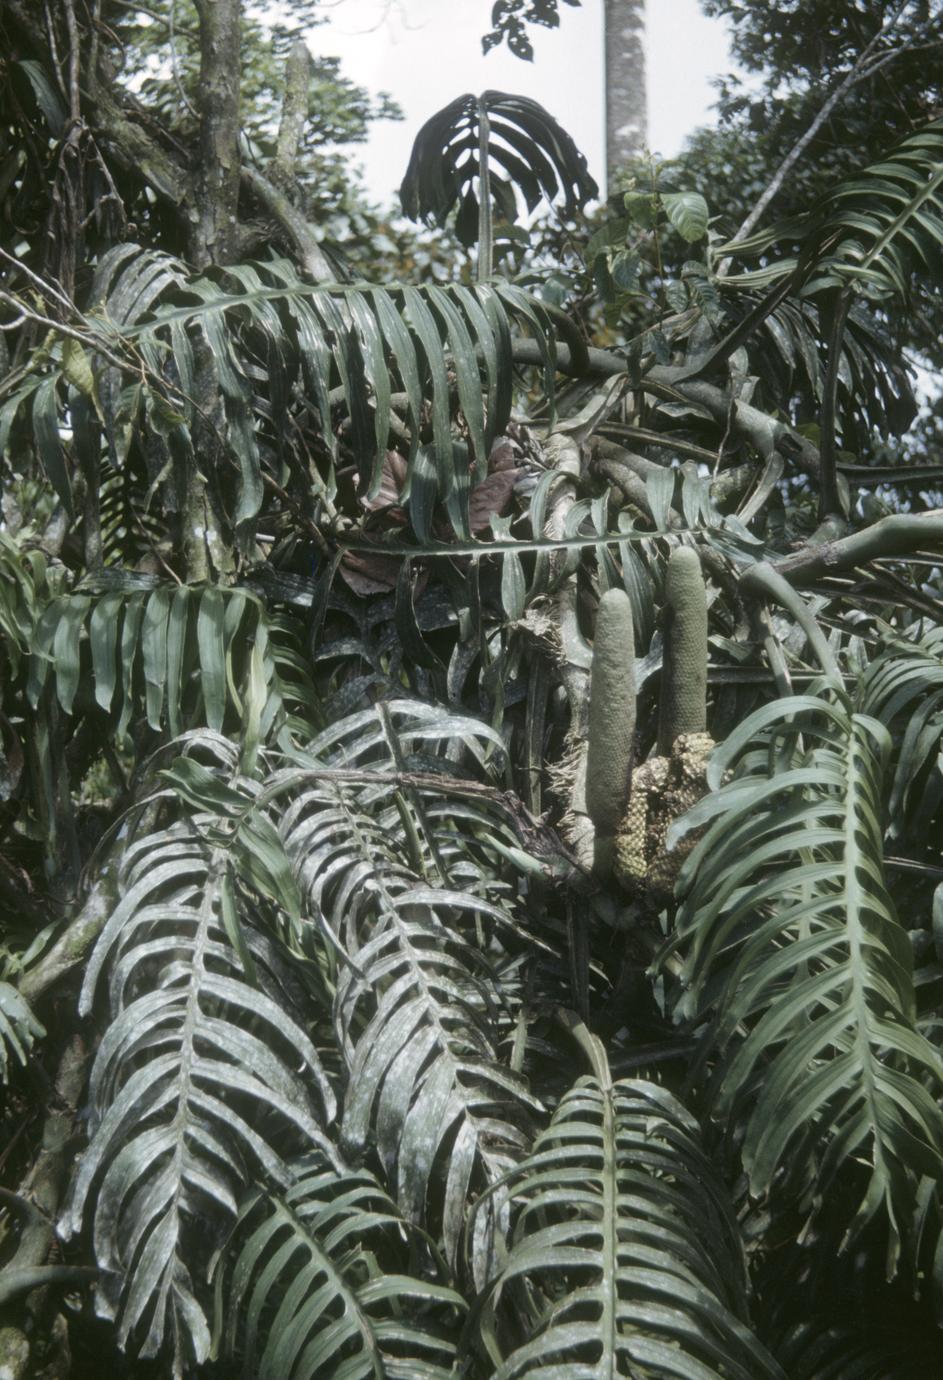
{"left": 305, "top": 0, "right": 734, "bottom": 205}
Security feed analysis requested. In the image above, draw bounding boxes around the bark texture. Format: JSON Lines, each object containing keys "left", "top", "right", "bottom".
{"left": 605, "top": 0, "right": 647, "bottom": 190}
{"left": 192, "top": 0, "right": 242, "bottom": 267}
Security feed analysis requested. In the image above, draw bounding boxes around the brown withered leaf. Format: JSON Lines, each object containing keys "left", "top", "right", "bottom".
{"left": 488, "top": 436, "right": 519, "bottom": 473}
{"left": 361, "top": 450, "right": 408, "bottom": 518}
{"left": 338, "top": 551, "right": 404, "bottom": 595}
{"left": 468, "top": 468, "right": 522, "bottom": 534}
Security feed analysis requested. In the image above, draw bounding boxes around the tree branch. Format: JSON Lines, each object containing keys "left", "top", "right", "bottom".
{"left": 509, "top": 343, "right": 826, "bottom": 488}
{"left": 87, "top": 77, "right": 189, "bottom": 206}
{"left": 105, "top": 0, "right": 198, "bottom": 37}
{"left": 510, "top": 337, "right": 626, "bottom": 377}
{"left": 771, "top": 511, "right": 943, "bottom": 585}
{"left": 0, "top": 1036, "right": 92, "bottom": 1371}
{"left": 240, "top": 166, "right": 333, "bottom": 282}
{"left": 273, "top": 38, "right": 311, "bottom": 186}
{"left": 3, "top": 0, "right": 191, "bottom": 208}
{"left": 598, "top": 424, "right": 721, "bottom": 467}
{"left": 726, "top": 0, "right": 916, "bottom": 247}
{"left": 18, "top": 870, "right": 114, "bottom": 1005}
{"left": 646, "top": 372, "right": 823, "bottom": 482}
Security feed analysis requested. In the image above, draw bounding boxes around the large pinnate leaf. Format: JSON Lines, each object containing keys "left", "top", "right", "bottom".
{"left": 0, "top": 526, "right": 48, "bottom": 684}
{"left": 724, "top": 290, "right": 916, "bottom": 444}
{"left": 0, "top": 249, "right": 565, "bottom": 542}
{"left": 272, "top": 700, "right": 543, "bottom": 1279}
{"left": 470, "top": 1074, "right": 783, "bottom": 1379}
{"left": 776, "top": 1314, "right": 943, "bottom": 1379}
{"left": 400, "top": 90, "right": 598, "bottom": 246}
{"left": 27, "top": 577, "right": 297, "bottom": 760}
{"left": 60, "top": 742, "right": 336, "bottom": 1376}
{"left": 666, "top": 688, "right": 943, "bottom": 1269}
{"left": 858, "top": 624, "right": 943, "bottom": 845}
{"left": 718, "top": 119, "right": 943, "bottom": 303}
{"left": 808, "top": 121, "right": 943, "bottom": 298}
{"left": 213, "top": 1152, "right": 465, "bottom": 1379}
{"left": 0, "top": 979, "right": 44, "bottom": 1082}
{"left": 22, "top": 574, "right": 317, "bottom": 767}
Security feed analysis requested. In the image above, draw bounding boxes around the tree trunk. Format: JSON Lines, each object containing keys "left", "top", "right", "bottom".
{"left": 180, "top": 0, "right": 243, "bottom": 577}
{"left": 604, "top": 0, "right": 647, "bottom": 191}
{"left": 191, "top": 0, "right": 242, "bottom": 267}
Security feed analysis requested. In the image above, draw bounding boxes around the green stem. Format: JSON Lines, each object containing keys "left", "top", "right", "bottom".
{"left": 773, "top": 511, "right": 943, "bottom": 585}
{"left": 477, "top": 98, "right": 493, "bottom": 282}
{"left": 740, "top": 560, "right": 841, "bottom": 685}
{"left": 818, "top": 287, "right": 854, "bottom": 522}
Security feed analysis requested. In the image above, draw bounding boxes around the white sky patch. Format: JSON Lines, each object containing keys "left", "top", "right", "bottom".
{"left": 646, "top": 1, "right": 734, "bottom": 161}
{"left": 303, "top": 0, "right": 734, "bottom": 206}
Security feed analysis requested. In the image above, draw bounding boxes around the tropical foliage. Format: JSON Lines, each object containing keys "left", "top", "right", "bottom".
{"left": 2, "top": 2, "right": 943, "bottom": 1377}
{"left": 678, "top": 0, "right": 943, "bottom": 468}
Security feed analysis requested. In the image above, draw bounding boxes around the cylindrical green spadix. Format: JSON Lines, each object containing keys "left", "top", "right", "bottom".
{"left": 658, "top": 545, "right": 708, "bottom": 755}
{"left": 586, "top": 588, "right": 636, "bottom": 876}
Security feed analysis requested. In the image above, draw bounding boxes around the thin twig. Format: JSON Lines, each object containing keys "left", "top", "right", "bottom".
{"left": 42, "top": 0, "right": 69, "bottom": 105}
{"left": 87, "top": 0, "right": 102, "bottom": 88}
{"left": 105, "top": 0, "right": 199, "bottom": 36}
{"left": 0, "top": 247, "right": 77, "bottom": 315}
{"left": 0, "top": 291, "right": 138, "bottom": 375}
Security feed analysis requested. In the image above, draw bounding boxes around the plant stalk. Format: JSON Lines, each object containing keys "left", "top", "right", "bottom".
{"left": 477, "top": 98, "right": 493, "bottom": 282}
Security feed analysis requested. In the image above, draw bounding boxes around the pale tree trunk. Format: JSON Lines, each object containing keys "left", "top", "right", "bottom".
{"left": 605, "top": 0, "right": 647, "bottom": 192}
